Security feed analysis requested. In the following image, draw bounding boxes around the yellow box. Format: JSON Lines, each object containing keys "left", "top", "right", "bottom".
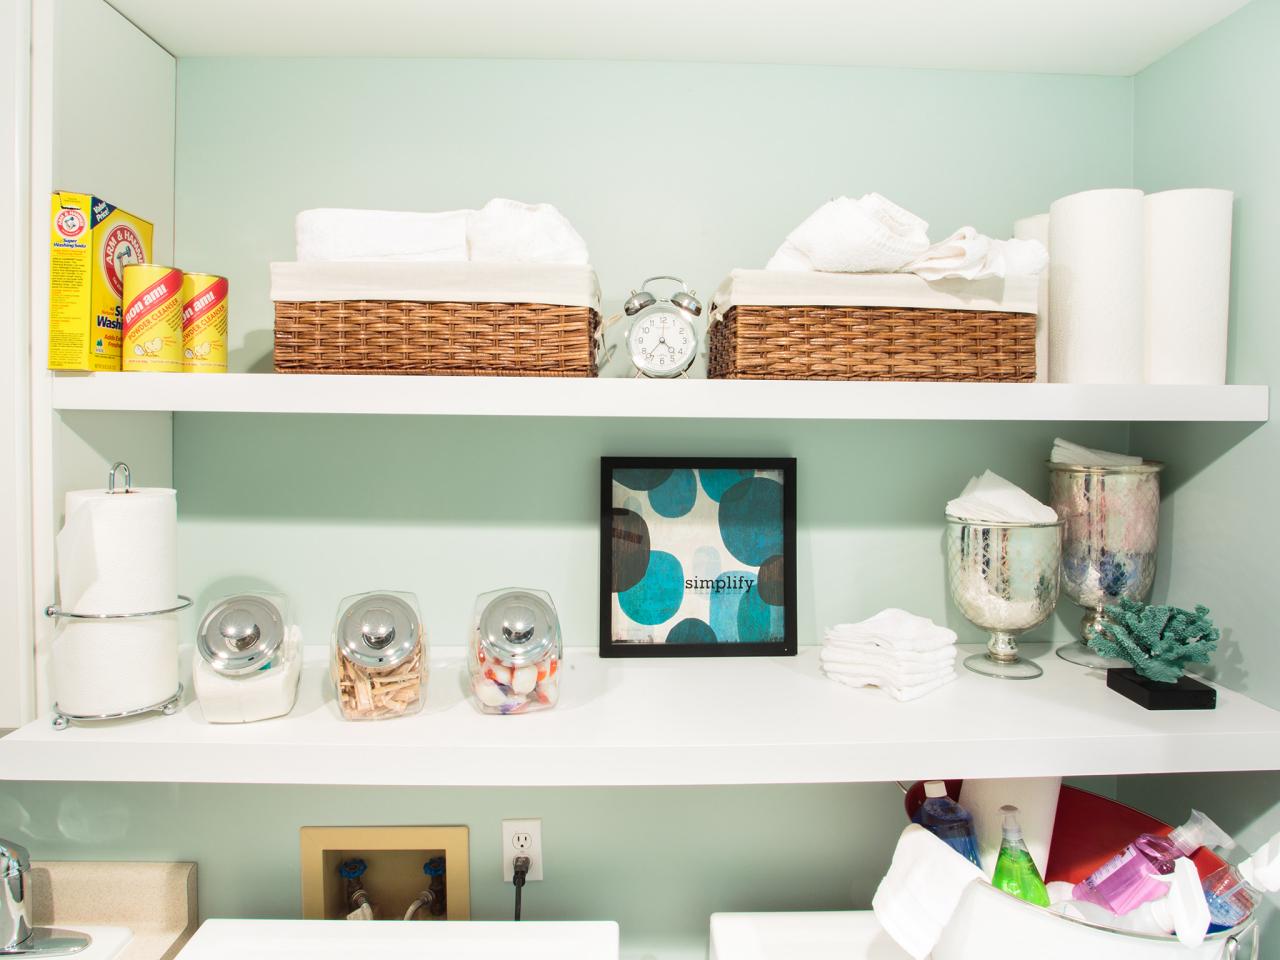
{"left": 49, "top": 191, "right": 154, "bottom": 371}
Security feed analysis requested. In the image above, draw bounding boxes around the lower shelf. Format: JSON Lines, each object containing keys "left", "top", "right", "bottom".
{"left": 3, "top": 645, "right": 1278, "bottom": 787}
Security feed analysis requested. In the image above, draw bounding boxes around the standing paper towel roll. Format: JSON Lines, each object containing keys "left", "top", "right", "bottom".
{"left": 1048, "top": 189, "right": 1145, "bottom": 384}
{"left": 1014, "top": 213, "right": 1050, "bottom": 383}
{"left": 58, "top": 487, "right": 176, "bottom": 616}
{"left": 53, "top": 482, "right": 179, "bottom": 718}
{"left": 959, "top": 776, "right": 1061, "bottom": 879}
{"left": 53, "top": 616, "right": 180, "bottom": 716}
{"left": 1145, "top": 188, "right": 1234, "bottom": 384}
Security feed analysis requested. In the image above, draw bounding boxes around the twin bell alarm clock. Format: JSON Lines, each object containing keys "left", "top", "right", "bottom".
{"left": 619, "top": 276, "right": 703, "bottom": 378}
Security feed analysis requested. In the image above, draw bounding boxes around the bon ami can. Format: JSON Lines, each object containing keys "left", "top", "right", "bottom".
{"left": 122, "top": 263, "right": 183, "bottom": 372}
{"left": 181, "top": 272, "right": 228, "bottom": 373}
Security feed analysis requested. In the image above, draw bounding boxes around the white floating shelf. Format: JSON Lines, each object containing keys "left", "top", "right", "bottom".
{"left": 48, "top": 373, "right": 1270, "bottom": 422}
{"left": 4, "top": 646, "right": 1279, "bottom": 787}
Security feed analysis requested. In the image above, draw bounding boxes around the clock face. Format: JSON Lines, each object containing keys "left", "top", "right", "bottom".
{"left": 627, "top": 309, "right": 697, "bottom": 377}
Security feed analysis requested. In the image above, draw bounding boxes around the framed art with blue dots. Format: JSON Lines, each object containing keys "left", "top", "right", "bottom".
{"left": 600, "top": 457, "right": 797, "bottom": 658}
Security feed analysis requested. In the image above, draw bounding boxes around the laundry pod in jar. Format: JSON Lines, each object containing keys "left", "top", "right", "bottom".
{"left": 331, "top": 591, "right": 426, "bottom": 720}
{"left": 194, "top": 593, "right": 302, "bottom": 723}
{"left": 470, "top": 588, "right": 562, "bottom": 714}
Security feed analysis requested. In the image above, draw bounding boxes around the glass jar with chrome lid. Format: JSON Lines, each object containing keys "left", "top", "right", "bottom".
{"left": 194, "top": 593, "right": 302, "bottom": 723}
{"left": 469, "top": 588, "right": 562, "bottom": 714}
{"left": 331, "top": 590, "right": 426, "bottom": 720}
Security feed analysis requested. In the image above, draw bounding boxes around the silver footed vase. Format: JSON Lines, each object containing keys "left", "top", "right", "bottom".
{"left": 1047, "top": 461, "right": 1164, "bottom": 668}
{"left": 945, "top": 518, "right": 1063, "bottom": 680}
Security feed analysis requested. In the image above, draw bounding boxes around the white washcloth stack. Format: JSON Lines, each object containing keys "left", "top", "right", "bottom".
{"left": 821, "top": 608, "right": 959, "bottom": 701}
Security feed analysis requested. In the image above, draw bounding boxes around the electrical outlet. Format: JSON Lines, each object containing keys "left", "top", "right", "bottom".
{"left": 501, "top": 818, "right": 543, "bottom": 882}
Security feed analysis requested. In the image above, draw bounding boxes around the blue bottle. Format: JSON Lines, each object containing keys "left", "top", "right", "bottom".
{"left": 918, "top": 781, "right": 983, "bottom": 870}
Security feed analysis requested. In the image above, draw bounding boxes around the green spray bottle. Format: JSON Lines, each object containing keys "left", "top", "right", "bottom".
{"left": 992, "top": 804, "right": 1050, "bottom": 907}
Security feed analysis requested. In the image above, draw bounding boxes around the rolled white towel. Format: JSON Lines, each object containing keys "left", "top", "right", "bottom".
{"left": 1050, "top": 438, "right": 1143, "bottom": 467}
{"left": 467, "top": 198, "right": 589, "bottom": 265}
{"left": 825, "top": 669, "right": 957, "bottom": 702}
{"left": 766, "top": 194, "right": 930, "bottom": 273}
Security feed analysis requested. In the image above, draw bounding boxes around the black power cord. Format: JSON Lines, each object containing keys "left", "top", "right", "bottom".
{"left": 512, "top": 855, "right": 531, "bottom": 921}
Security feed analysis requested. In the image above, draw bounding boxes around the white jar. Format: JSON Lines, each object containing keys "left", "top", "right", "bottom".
{"left": 194, "top": 594, "right": 302, "bottom": 723}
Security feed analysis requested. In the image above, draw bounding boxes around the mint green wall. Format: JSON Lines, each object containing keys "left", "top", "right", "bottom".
{"left": 0, "top": 780, "right": 897, "bottom": 957}
{"left": 170, "top": 57, "right": 1134, "bottom": 653}
{"left": 173, "top": 58, "right": 1132, "bottom": 371}
{"left": 28, "top": 49, "right": 1276, "bottom": 960}
{"left": 1120, "top": 0, "right": 1280, "bottom": 951}
{"left": 121, "top": 57, "right": 1142, "bottom": 957}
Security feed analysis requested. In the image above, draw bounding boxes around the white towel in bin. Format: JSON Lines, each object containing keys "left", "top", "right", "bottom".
{"left": 468, "top": 198, "right": 590, "bottom": 265}
{"left": 907, "top": 226, "right": 1048, "bottom": 282}
{"left": 873, "top": 825, "right": 986, "bottom": 960}
{"left": 767, "top": 194, "right": 930, "bottom": 274}
{"left": 296, "top": 207, "right": 471, "bottom": 262}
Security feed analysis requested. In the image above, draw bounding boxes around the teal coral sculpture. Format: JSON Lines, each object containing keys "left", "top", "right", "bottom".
{"left": 1088, "top": 598, "right": 1219, "bottom": 683}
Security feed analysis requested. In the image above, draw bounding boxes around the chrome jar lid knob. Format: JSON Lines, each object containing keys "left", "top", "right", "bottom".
{"left": 336, "top": 592, "right": 420, "bottom": 670}
{"left": 197, "top": 594, "right": 285, "bottom": 676}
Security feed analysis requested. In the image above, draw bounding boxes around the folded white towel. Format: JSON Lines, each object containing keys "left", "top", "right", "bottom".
{"left": 873, "top": 825, "right": 986, "bottom": 960}
{"left": 823, "top": 661, "right": 956, "bottom": 687}
{"left": 296, "top": 208, "right": 471, "bottom": 263}
{"left": 823, "top": 636, "right": 956, "bottom": 657}
{"left": 467, "top": 198, "right": 589, "bottom": 265}
{"left": 906, "top": 226, "right": 1048, "bottom": 281}
{"left": 1050, "top": 438, "right": 1143, "bottom": 467}
{"left": 824, "top": 670, "right": 957, "bottom": 701}
{"left": 825, "top": 608, "right": 957, "bottom": 652}
{"left": 767, "top": 194, "right": 931, "bottom": 274}
{"left": 945, "top": 470, "right": 1058, "bottom": 525}
{"left": 821, "top": 645, "right": 958, "bottom": 669}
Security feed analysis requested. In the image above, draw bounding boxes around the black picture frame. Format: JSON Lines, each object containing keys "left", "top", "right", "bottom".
{"left": 600, "top": 456, "right": 797, "bottom": 658}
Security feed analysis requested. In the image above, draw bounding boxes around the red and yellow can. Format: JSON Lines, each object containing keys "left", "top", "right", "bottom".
{"left": 122, "top": 264, "right": 183, "bottom": 372}
{"left": 181, "top": 272, "right": 228, "bottom": 373}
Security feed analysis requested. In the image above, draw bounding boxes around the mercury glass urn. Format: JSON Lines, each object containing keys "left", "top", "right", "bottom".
{"left": 945, "top": 517, "right": 1063, "bottom": 680}
{"left": 1047, "top": 461, "right": 1164, "bottom": 667}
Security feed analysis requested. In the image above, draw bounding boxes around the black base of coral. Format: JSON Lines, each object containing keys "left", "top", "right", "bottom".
{"left": 1106, "top": 668, "right": 1217, "bottom": 710}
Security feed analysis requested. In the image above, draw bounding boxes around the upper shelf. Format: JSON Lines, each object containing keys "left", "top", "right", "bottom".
{"left": 105, "top": 0, "right": 1248, "bottom": 76}
{"left": 48, "top": 373, "right": 1270, "bottom": 422}
{"left": 2, "top": 645, "right": 1278, "bottom": 787}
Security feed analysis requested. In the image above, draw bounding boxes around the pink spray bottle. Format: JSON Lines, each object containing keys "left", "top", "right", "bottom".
{"left": 1073, "top": 809, "right": 1234, "bottom": 916}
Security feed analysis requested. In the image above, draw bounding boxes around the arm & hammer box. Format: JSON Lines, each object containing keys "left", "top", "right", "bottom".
{"left": 49, "top": 191, "right": 154, "bottom": 370}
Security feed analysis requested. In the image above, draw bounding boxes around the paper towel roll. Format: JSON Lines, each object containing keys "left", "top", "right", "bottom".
{"left": 1048, "top": 189, "right": 1145, "bottom": 384}
{"left": 1144, "top": 188, "right": 1233, "bottom": 384}
{"left": 1014, "top": 213, "right": 1051, "bottom": 383}
{"left": 57, "top": 487, "right": 176, "bottom": 616}
{"left": 959, "top": 776, "right": 1061, "bottom": 879}
{"left": 52, "top": 615, "right": 179, "bottom": 716}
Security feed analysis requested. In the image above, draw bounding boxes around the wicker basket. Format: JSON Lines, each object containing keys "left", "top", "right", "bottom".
{"left": 709, "top": 304, "right": 1036, "bottom": 382}
{"left": 274, "top": 300, "right": 600, "bottom": 376}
